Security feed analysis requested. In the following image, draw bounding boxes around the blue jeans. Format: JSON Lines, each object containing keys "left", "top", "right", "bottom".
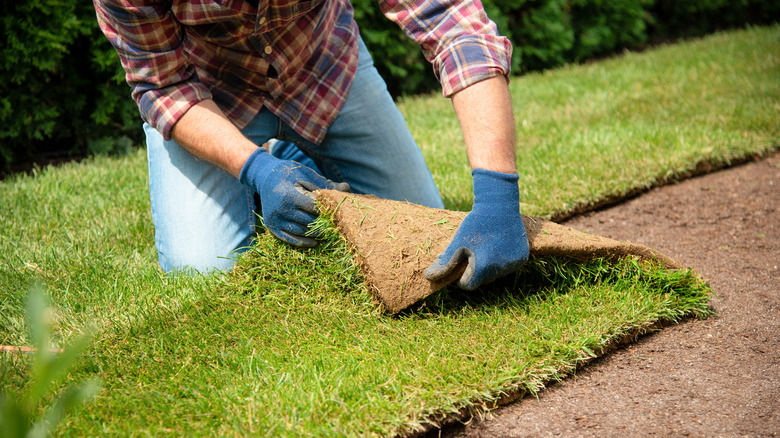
{"left": 146, "top": 37, "right": 443, "bottom": 273}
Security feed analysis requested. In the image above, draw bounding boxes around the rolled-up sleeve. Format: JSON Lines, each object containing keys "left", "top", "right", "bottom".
{"left": 94, "top": 0, "right": 212, "bottom": 139}
{"left": 379, "top": 0, "right": 512, "bottom": 97}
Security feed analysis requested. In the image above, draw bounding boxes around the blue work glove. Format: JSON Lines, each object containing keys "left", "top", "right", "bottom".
{"left": 239, "top": 147, "right": 350, "bottom": 247}
{"left": 425, "top": 168, "right": 530, "bottom": 290}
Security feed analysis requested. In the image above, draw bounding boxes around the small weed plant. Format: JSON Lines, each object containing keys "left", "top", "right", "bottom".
{"left": 0, "top": 287, "right": 99, "bottom": 437}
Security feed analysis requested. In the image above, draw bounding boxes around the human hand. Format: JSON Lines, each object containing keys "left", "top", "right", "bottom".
{"left": 239, "top": 148, "right": 350, "bottom": 247}
{"left": 424, "top": 168, "right": 529, "bottom": 290}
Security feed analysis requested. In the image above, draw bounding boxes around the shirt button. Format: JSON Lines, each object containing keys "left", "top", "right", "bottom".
{"left": 264, "top": 46, "right": 272, "bottom": 55}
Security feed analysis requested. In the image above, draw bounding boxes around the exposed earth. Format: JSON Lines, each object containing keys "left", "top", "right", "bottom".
{"left": 432, "top": 152, "right": 779, "bottom": 437}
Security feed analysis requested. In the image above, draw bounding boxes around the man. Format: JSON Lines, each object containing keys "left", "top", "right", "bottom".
{"left": 95, "top": 0, "right": 529, "bottom": 290}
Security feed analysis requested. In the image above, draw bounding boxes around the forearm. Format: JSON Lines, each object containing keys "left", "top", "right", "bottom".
{"left": 451, "top": 76, "right": 517, "bottom": 174}
{"left": 428, "top": 76, "right": 526, "bottom": 290}
{"left": 170, "top": 99, "right": 258, "bottom": 178}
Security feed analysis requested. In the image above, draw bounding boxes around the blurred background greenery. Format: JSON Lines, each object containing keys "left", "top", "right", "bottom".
{"left": 1, "top": 0, "right": 777, "bottom": 175}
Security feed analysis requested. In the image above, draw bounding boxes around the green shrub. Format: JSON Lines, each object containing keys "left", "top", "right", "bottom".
{"left": 569, "top": 0, "right": 652, "bottom": 61}
{"left": 353, "top": 0, "right": 440, "bottom": 98}
{"left": 505, "top": 0, "right": 576, "bottom": 72}
{"left": 354, "top": 0, "right": 779, "bottom": 91}
{"left": 1, "top": 0, "right": 777, "bottom": 172}
{"left": 649, "top": 0, "right": 780, "bottom": 39}
{"left": 0, "top": 0, "right": 140, "bottom": 175}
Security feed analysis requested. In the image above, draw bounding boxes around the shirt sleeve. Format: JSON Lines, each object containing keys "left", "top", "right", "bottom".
{"left": 379, "top": 0, "right": 512, "bottom": 97}
{"left": 94, "top": 0, "right": 212, "bottom": 140}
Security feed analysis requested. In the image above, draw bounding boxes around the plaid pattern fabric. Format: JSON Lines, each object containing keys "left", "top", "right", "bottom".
{"left": 380, "top": 0, "right": 512, "bottom": 97}
{"left": 95, "top": 0, "right": 511, "bottom": 144}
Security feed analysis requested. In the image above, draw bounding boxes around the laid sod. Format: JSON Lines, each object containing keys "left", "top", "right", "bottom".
{"left": 0, "top": 26, "right": 777, "bottom": 435}
{"left": 404, "top": 25, "right": 779, "bottom": 214}
{"left": 2, "top": 219, "right": 712, "bottom": 436}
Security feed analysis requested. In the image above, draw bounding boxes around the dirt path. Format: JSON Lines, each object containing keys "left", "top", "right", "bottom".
{"left": 440, "top": 152, "right": 779, "bottom": 437}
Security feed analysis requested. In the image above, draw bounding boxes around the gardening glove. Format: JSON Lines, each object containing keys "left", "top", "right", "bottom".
{"left": 239, "top": 147, "right": 350, "bottom": 247}
{"left": 425, "top": 168, "right": 529, "bottom": 290}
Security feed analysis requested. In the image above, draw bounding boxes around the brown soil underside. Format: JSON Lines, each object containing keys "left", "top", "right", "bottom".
{"left": 436, "top": 153, "right": 779, "bottom": 437}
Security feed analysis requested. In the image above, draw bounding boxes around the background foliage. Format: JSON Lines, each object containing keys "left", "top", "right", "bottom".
{"left": 0, "top": 0, "right": 138, "bottom": 174}
{"left": 1, "top": 0, "right": 777, "bottom": 173}
{"left": 359, "top": 0, "right": 778, "bottom": 96}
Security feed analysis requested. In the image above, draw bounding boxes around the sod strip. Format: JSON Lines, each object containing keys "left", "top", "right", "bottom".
{"left": 15, "top": 216, "right": 712, "bottom": 437}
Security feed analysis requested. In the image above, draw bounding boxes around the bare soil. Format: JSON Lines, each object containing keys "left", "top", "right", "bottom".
{"left": 436, "top": 152, "right": 780, "bottom": 437}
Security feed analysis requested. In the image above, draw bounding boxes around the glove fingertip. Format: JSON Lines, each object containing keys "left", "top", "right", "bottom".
{"left": 298, "top": 238, "right": 319, "bottom": 248}
{"left": 332, "top": 182, "right": 351, "bottom": 193}
{"left": 424, "top": 256, "right": 447, "bottom": 281}
{"left": 424, "top": 247, "right": 467, "bottom": 282}
{"left": 297, "top": 196, "right": 319, "bottom": 215}
{"left": 271, "top": 229, "right": 319, "bottom": 248}
{"left": 456, "top": 264, "right": 478, "bottom": 291}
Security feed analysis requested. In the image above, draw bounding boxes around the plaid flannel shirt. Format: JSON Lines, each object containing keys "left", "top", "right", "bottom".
{"left": 95, "top": 0, "right": 512, "bottom": 144}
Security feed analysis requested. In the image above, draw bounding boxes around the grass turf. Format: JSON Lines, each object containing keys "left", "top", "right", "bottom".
{"left": 0, "top": 25, "right": 776, "bottom": 435}
{"left": 3, "top": 222, "right": 713, "bottom": 436}
{"left": 404, "top": 25, "right": 779, "bottom": 213}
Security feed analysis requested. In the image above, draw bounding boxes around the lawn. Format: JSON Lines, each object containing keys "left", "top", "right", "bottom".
{"left": 0, "top": 25, "right": 777, "bottom": 436}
